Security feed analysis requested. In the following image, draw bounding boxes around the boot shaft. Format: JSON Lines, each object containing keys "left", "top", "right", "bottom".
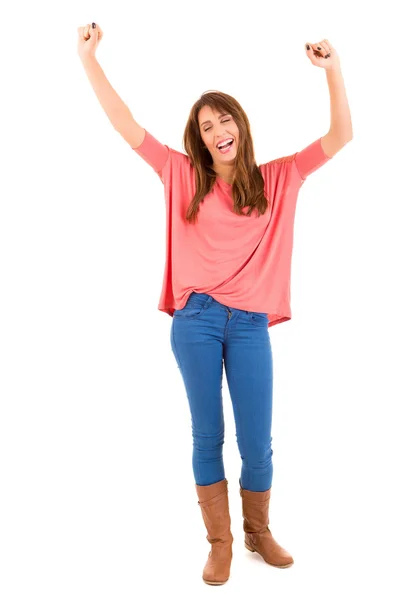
{"left": 240, "top": 483, "right": 271, "bottom": 533}
{"left": 196, "top": 478, "right": 233, "bottom": 543}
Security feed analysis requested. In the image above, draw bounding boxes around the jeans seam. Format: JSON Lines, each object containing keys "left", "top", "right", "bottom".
{"left": 225, "top": 360, "right": 248, "bottom": 488}
{"left": 171, "top": 319, "right": 198, "bottom": 432}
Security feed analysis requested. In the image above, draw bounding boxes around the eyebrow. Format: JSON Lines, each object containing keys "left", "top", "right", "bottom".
{"left": 200, "top": 113, "right": 230, "bottom": 128}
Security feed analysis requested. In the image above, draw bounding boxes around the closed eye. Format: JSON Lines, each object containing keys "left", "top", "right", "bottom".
{"left": 204, "top": 118, "right": 230, "bottom": 132}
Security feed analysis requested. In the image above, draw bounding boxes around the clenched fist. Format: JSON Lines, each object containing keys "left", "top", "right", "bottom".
{"left": 77, "top": 22, "right": 104, "bottom": 62}
{"left": 304, "top": 39, "right": 340, "bottom": 71}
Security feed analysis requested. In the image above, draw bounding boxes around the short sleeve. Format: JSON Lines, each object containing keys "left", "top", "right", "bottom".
{"left": 131, "top": 128, "right": 171, "bottom": 184}
{"left": 293, "top": 137, "right": 332, "bottom": 182}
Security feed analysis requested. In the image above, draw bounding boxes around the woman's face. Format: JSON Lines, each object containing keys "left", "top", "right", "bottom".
{"left": 198, "top": 105, "right": 239, "bottom": 166}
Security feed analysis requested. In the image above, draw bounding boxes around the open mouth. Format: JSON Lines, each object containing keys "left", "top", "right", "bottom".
{"left": 217, "top": 139, "right": 234, "bottom": 154}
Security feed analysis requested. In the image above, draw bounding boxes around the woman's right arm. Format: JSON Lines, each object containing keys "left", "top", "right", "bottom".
{"left": 80, "top": 56, "right": 145, "bottom": 148}
{"left": 77, "top": 23, "right": 170, "bottom": 182}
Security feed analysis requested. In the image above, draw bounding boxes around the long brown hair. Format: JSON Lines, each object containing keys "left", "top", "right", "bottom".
{"left": 182, "top": 90, "right": 269, "bottom": 224}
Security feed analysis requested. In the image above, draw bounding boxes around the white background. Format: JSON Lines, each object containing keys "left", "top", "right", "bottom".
{"left": 1, "top": 0, "right": 399, "bottom": 598}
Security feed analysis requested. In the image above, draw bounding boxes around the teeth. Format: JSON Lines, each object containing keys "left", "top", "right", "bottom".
{"left": 217, "top": 139, "right": 233, "bottom": 149}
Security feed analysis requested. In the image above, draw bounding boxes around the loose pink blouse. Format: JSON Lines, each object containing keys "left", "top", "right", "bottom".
{"left": 132, "top": 129, "right": 331, "bottom": 327}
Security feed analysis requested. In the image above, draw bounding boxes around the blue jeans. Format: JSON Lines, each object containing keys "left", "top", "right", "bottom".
{"left": 170, "top": 292, "right": 274, "bottom": 492}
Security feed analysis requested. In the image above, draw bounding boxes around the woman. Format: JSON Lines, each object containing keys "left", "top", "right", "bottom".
{"left": 77, "top": 23, "right": 353, "bottom": 586}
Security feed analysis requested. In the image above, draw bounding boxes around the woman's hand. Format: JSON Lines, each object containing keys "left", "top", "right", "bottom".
{"left": 77, "top": 22, "right": 104, "bottom": 62}
{"left": 305, "top": 39, "right": 340, "bottom": 71}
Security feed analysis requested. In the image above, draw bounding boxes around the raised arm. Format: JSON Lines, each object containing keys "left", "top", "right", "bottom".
{"left": 77, "top": 22, "right": 145, "bottom": 148}
{"left": 304, "top": 39, "right": 353, "bottom": 157}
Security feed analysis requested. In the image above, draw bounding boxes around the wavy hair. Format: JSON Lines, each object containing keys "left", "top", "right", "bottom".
{"left": 182, "top": 90, "right": 269, "bottom": 224}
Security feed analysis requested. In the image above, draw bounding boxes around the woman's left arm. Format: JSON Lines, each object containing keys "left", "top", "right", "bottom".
{"left": 305, "top": 40, "right": 353, "bottom": 157}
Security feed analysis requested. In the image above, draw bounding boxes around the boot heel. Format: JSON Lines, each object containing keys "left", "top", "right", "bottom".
{"left": 245, "top": 541, "right": 255, "bottom": 552}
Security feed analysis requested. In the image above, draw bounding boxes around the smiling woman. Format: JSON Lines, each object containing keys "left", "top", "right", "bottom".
{"left": 77, "top": 25, "right": 351, "bottom": 585}
{"left": 131, "top": 101, "right": 332, "bottom": 582}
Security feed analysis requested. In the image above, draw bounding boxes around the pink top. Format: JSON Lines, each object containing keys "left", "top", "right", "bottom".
{"left": 132, "top": 129, "right": 332, "bottom": 327}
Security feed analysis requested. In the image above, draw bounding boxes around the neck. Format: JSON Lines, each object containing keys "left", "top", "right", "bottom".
{"left": 213, "top": 164, "right": 235, "bottom": 184}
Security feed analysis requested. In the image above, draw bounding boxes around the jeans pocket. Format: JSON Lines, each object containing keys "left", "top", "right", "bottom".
{"left": 173, "top": 294, "right": 209, "bottom": 320}
{"left": 248, "top": 311, "right": 269, "bottom": 327}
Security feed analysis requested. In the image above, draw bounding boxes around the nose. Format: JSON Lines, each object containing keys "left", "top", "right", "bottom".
{"left": 215, "top": 132, "right": 230, "bottom": 144}
{"left": 216, "top": 128, "right": 228, "bottom": 137}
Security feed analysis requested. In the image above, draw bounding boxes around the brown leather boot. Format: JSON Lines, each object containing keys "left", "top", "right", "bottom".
{"left": 240, "top": 483, "right": 294, "bottom": 568}
{"left": 195, "top": 478, "right": 234, "bottom": 585}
